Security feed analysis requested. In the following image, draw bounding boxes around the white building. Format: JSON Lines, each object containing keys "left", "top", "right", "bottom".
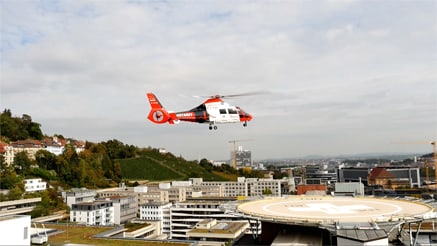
{"left": 100, "top": 196, "right": 137, "bottom": 225}
{"left": 24, "top": 178, "right": 46, "bottom": 192}
{"left": 191, "top": 177, "right": 290, "bottom": 197}
{"left": 230, "top": 145, "right": 252, "bottom": 169}
{"left": 187, "top": 219, "right": 249, "bottom": 246}
{"left": 62, "top": 188, "right": 96, "bottom": 208}
{"left": 140, "top": 202, "right": 172, "bottom": 236}
{"left": 0, "top": 144, "right": 14, "bottom": 166}
{"left": 170, "top": 200, "right": 238, "bottom": 240}
{"left": 334, "top": 182, "right": 365, "bottom": 196}
{"left": 44, "top": 143, "right": 64, "bottom": 156}
{"left": 70, "top": 200, "right": 114, "bottom": 226}
{"left": 0, "top": 215, "right": 31, "bottom": 246}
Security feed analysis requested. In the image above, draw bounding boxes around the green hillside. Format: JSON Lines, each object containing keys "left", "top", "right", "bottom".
{"left": 119, "top": 150, "right": 229, "bottom": 181}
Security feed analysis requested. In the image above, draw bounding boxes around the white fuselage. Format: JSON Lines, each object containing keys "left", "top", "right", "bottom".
{"left": 206, "top": 101, "right": 240, "bottom": 124}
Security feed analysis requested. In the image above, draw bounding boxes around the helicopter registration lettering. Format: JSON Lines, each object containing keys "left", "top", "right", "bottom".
{"left": 176, "top": 112, "right": 194, "bottom": 117}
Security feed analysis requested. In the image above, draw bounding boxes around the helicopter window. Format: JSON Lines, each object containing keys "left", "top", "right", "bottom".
{"left": 228, "top": 108, "right": 238, "bottom": 114}
{"left": 219, "top": 109, "right": 227, "bottom": 114}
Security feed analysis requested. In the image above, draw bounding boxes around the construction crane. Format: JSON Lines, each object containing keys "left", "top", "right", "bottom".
{"left": 228, "top": 139, "right": 253, "bottom": 169}
{"left": 431, "top": 141, "right": 437, "bottom": 183}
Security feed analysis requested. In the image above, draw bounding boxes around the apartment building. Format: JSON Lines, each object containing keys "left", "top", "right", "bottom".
{"left": 0, "top": 142, "right": 14, "bottom": 166}
{"left": 387, "top": 167, "right": 421, "bottom": 188}
{"left": 70, "top": 200, "right": 114, "bottom": 226}
{"left": 2, "top": 138, "right": 85, "bottom": 165}
{"left": 24, "top": 178, "right": 46, "bottom": 192}
{"left": 158, "top": 182, "right": 188, "bottom": 203}
{"left": 334, "top": 182, "right": 365, "bottom": 196}
{"left": 0, "top": 215, "right": 31, "bottom": 246}
{"left": 167, "top": 186, "right": 187, "bottom": 203}
{"left": 190, "top": 177, "right": 290, "bottom": 197}
{"left": 187, "top": 219, "right": 250, "bottom": 246}
{"left": 230, "top": 146, "right": 252, "bottom": 169}
{"left": 137, "top": 188, "right": 169, "bottom": 204}
{"left": 190, "top": 184, "right": 225, "bottom": 197}
{"left": 98, "top": 196, "right": 136, "bottom": 225}
{"left": 139, "top": 202, "right": 172, "bottom": 236}
{"left": 337, "top": 167, "right": 371, "bottom": 185}
{"left": 170, "top": 200, "right": 239, "bottom": 240}
{"left": 247, "top": 178, "right": 286, "bottom": 196}
{"left": 368, "top": 167, "right": 421, "bottom": 189}
{"left": 98, "top": 185, "right": 172, "bottom": 216}
{"left": 11, "top": 140, "right": 43, "bottom": 160}
{"left": 62, "top": 188, "right": 96, "bottom": 208}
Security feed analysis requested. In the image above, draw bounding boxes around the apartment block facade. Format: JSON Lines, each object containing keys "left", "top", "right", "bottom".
{"left": 170, "top": 200, "right": 238, "bottom": 240}
{"left": 70, "top": 200, "right": 114, "bottom": 226}
{"left": 24, "top": 178, "right": 46, "bottom": 192}
{"left": 99, "top": 196, "right": 137, "bottom": 225}
{"left": 139, "top": 202, "right": 172, "bottom": 236}
{"left": 191, "top": 177, "right": 291, "bottom": 197}
{"left": 62, "top": 188, "right": 96, "bottom": 208}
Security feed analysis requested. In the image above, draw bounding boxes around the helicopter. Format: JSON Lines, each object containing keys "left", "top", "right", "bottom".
{"left": 146, "top": 92, "right": 253, "bottom": 130}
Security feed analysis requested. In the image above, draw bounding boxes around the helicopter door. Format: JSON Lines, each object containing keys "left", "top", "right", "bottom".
{"left": 215, "top": 107, "right": 240, "bottom": 123}
{"left": 227, "top": 107, "right": 240, "bottom": 122}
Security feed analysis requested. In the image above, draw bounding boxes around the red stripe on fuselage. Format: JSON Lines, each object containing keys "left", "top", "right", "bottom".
{"left": 175, "top": 111, "right": 209, "bottom": 123}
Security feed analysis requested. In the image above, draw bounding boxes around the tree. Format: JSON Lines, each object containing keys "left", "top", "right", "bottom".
{"left": 273, "top": 170, "right": 288, "bottom": 179}
{"left": 0, "top": 155, "right": 7, "bottom": 173}
{"left": 101, "top": 139, "right": 136, "bottom": 159}
{"left": 0, "top": 109, "right": 43, "bottom": 141}
{"left": 7, "top": 183, "right": 24, "bottom": 200}
{"left": 0, "top": 163, "right": 22, "bottom": 190}
{"left": 0, "top": 109, "right": 19, "bottom": 140}
{"left": 13, "top": 151, "right": 33, "bottom": 175}
{"left": 35, "top": 149, "right": 57, "bottom": 170}
{"left": 199, "top": 158, "right": 213, "bottom": 172}
{"left": 262, "top": 188, "right": 273, "bottom": 195}
{"left": 29, "top": 190, "right": 51, "bottom": 218}
{"left": 57, "top": 157, "right": 74, "bottom": 187}
{"left": 77, "top": 159, "right": 88, "bottom": 187}
{"left": 85, "top": 142, "right": 122, "bottom": 184}
{"left": 63, "top": 143, "right": 79, "bottom": 165}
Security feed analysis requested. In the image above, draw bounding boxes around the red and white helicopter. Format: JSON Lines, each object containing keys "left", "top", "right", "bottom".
{"left": 146, "top": 92, "right": 253, "bottom": 130}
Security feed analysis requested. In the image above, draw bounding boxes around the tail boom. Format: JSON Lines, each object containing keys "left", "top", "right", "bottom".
{"left": 146, "top": 93, "right": 179, "bottom": 124}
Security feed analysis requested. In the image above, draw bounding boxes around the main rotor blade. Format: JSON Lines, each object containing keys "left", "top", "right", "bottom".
{"left": 214, "top": 91, "right": 268, "bottom": 99}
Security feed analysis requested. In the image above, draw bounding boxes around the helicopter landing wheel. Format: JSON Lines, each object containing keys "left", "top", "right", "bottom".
{"left": 214, "top": 126, "right": 218, "bottom": 130}
{"left": 243, "top": 122, "right": 248, "bottom": 127}
{"left": 209, "top": 125, "right": 213, "bottom": 130}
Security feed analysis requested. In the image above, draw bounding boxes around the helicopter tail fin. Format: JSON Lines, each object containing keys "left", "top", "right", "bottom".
{"left": 146, "top": 93, "right": 178, "bottom": 124}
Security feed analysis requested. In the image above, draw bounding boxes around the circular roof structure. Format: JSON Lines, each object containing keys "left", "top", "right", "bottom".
{"left": 237, "top": 196, "right": 435, "bottom": 225}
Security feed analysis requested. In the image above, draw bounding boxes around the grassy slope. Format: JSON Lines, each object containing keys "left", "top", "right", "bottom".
{"left": 119, "top": 151, "right": 229, "bottom": 181}
{"left": 119, "top": 155, "right": 183, "bottom": 180}
{"left": 212, "top": 170, "right": 238, "bottom": 181}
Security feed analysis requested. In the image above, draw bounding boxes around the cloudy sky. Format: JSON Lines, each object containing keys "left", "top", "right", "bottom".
{"left": 1, "top": 0, "right": 436, "bottom": 161}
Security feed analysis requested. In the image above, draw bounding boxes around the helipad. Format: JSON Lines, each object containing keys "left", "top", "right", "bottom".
{"left": 237, "top": 196, "right": 435, "bottom": 224}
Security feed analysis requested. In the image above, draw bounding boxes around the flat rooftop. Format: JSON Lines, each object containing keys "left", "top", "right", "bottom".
{"left": 237, "top": 196, "right": 435, "bottom": 224}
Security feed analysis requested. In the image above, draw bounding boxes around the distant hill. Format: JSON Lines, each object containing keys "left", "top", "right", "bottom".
{"left": 0, "top": 109, "right": 236, "bottom": 186}
{"left": 297, "top": 152, "right": 428, "bottom": 161}
{"left": 118, "top": 149, "right": 230, "bottom": 182}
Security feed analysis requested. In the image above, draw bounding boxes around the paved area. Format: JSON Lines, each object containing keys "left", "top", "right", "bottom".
{"left": 238, "top": 196, "right": 435, "bottom": 224}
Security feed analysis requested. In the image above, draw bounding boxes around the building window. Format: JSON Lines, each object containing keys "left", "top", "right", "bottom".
{"left": 24, "top": 226, "right": 28, "bottom": 239}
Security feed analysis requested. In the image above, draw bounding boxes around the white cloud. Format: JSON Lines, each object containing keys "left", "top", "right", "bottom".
{"left": 1, "top": 0, "right": 436, "bottom": 160}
